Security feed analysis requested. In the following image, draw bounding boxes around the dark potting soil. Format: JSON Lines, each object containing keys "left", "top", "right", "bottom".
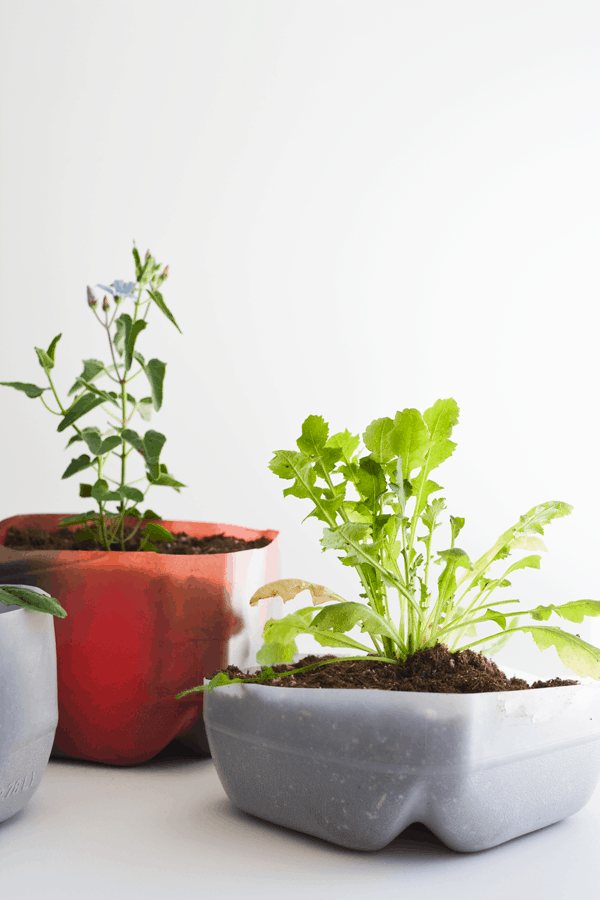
{"left": 3, "top": 525, "right": 271, "bottom": 555}
{"left": 214, "top": 644, "right": 579, "bottom": 693}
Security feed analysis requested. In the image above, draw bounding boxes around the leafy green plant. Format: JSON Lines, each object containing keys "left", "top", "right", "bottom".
{"left": 0, "top": 585, "right": 66, "bottom": 617}
{"left": 1, "top": 245, "right": 185, "bottom": 551}
{"left": 177, "top": 398, "right": 600, "bottom": 697}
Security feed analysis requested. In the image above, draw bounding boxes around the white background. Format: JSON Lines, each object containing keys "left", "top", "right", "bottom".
{"left": 1, "top": 0, "right": 599, "bottom": 677}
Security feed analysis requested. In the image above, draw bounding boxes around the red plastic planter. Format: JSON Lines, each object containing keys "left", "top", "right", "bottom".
{"left": 0, "top": 514, "right": 279, "bottom": 766}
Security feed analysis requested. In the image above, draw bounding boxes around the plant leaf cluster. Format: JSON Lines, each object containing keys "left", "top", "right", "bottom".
{"left": 1, "top": 245, "right": 185, "bottom": 552}
{"left": 181, "top": 399, "right": 600, "bottom": 693}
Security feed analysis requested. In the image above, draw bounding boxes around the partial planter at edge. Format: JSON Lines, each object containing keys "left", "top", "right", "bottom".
{"left": 0, "top": 514, "right": 279, "bottom": 766}
{"left": 1, "top": 585, "right": 58, "bottom": 824}
{"left": 204, "top": 668, "right": 600, "bottom": 852}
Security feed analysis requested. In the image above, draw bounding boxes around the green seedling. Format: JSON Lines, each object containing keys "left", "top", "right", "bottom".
{"left": 178, "top": 399, "right": 600, "bottom": 696}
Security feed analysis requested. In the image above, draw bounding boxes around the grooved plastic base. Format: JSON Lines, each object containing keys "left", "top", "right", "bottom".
{"left": 205, "top": 676, "right": 600, "bottom": 852}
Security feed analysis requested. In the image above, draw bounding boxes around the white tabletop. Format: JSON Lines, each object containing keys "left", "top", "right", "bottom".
{"left": 1, "top": 738, "right": 599, "bottom": 900}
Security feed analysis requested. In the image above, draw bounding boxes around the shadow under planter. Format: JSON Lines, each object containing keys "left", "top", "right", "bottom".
{"left": 0, "top": 515, "right": 279, "bottom": 766}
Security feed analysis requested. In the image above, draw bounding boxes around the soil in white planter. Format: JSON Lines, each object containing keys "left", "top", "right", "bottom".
{"left": 212, "top": 644, "right": 579, "bottom": 692}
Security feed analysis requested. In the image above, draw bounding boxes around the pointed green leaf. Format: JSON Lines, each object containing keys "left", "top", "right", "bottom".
{"left": 139, "top": 539, "right": 159, "bottom": 552}
{"left": 144, "top": 430, "right": 166, "bottom": 460}
{"left": 58, "top": 512, "right": 98, "bottom": 526}
{"left": 142, "top": 509, "right": 161, "bottom": 520}
{"left": 57, "top": 393, "right": 107, "bottom": 432}
{"left": 80, "top": 427, "right": 102, "bottom": 455}
{"left": 0, "top": 381, "right": 49, "bottom": 399}
{"left": 147, "top": 289, "right": 181, "bottom": 332}
{"left": 125, "top": 319, "right": 147, "bottom": 371}
{"left": 122, "top": 428, "right": 146, "bottom": 456}
{"left": 137, "top": 397, "right": 153, "bottom": 421}
{"left": 67, "top": 359, "right": 105, "bottom": 395}
{"left": 99, "top": 435, "right": 122, "bottom": 454}
{"left": 70, "top": 379, "right": 119, "bottom": 407}
{"left": 61, "top": 454, "right": 93, "bottom": 479}
{"left": 91, "top": 480, "right": 121, "bottom": 503}
{"left": 147, "top": 472, "right": 185, "bottom": 490}
{"left": 145, "top": 358, "right": 166, "bottom": 411}
{"left": 35, "top": 346, "right": 55, "bottom": 371}
{"left": 132, "top": 244, "right": 142, "bottom": 280}
{"left": 117, "top": 485, "right": 145, "bottom": 503}
{"left": 0, "top": 585, "right": 66, "bottom": 618}
{"left": 143, "top": 522, "right": 174, "bottom": 541}
{"left": 114, "top": 313, "right": 132, "bottom": 358}
{"left": 46, "top": 333, "right": 62, "bottom": 362}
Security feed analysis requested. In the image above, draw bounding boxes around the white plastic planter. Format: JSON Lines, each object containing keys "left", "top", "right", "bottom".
{"left": 0, "top": 585, "right": 58, "bottom": 824}
{"left": 204, "top": 671, "right": 600, "bottom": 852}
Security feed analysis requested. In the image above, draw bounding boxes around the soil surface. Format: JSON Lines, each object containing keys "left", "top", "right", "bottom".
{"left": 3, "top": 525, "right": 271, "bottom": 555}
{"left": 215, "top": 644, "right": 579, "bottom": 692}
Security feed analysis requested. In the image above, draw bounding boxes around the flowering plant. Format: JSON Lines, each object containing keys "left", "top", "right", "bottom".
{"left": 1, "top": 245, "right": 185, "bottom": 551}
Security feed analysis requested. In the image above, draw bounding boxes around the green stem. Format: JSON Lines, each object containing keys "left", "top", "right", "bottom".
{"left": 453, "top": 626, "right": 526, "bottom": 654}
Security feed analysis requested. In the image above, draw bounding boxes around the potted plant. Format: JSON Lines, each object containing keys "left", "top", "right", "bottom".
{"left": 0, "top": 245, "right": 279, "bottom": 765}
{"left": 178, "top": 399, "right": 600, "bottom": 852}
{"left": 1, "top": 584, "right": 66, "bottom": 824}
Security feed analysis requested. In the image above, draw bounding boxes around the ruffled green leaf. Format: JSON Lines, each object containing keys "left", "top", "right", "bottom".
{"left": 296, "top": 415, "right": 329, "bottom": 456}
{"left": 520, "top": 626, "right": 600, "bottom": 680}
{"left": 391, "top": 408, "right": 431, "bottom": 480}
{"left": 529, "top": 599, "right": 600, "bottom": 624}
{"left": 363, "top": 417, "right": 395, "bottom": 464}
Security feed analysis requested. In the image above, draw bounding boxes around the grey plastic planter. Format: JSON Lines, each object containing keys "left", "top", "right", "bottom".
{"left": 0, "top": 585, "right": 58, "bottom": 824}
{"left": 204, "top": 671, "right": 600, "bottom": 852}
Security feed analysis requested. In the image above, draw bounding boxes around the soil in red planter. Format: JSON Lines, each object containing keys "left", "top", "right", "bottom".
{"left": 3, "top": 525, "right": 271, "bottom": 555}
{"left": 214, "top": 644, "right": 579, "bottom": 692}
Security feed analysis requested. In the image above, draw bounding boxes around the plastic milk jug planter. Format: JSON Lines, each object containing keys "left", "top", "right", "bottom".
{"left": 0, "top": 515, "right": 279, "bottom": 766}
{"left": 203, "top": 671, "right": 600, "bottom": 852}
{"left": 180, "top": 400, "right": 600, "bottom": 851}
{"left": 1, "top": 585, "right": 61, "bottom": 824}
{"left": 0, "top": 245, "right": 280, "bottom": 765}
